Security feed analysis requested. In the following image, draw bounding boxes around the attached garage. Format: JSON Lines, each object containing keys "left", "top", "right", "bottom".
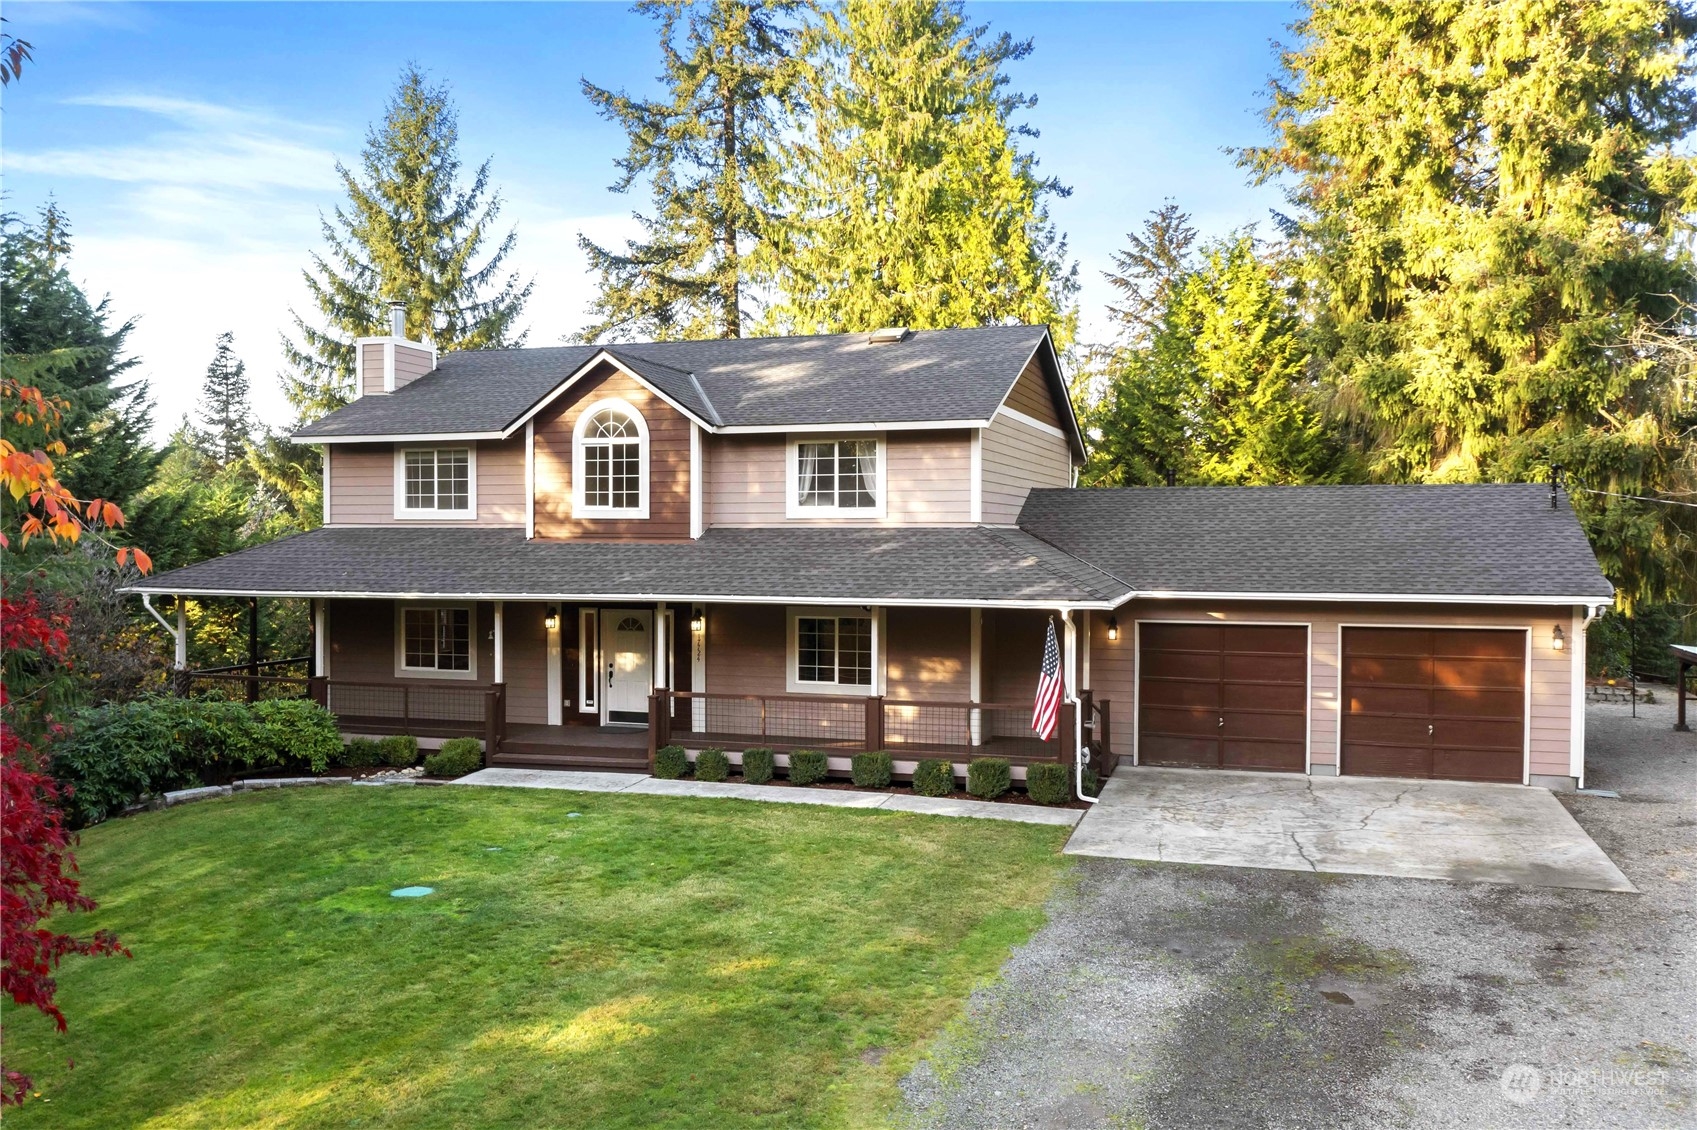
{"left": 1137, "top": 622, "right": 1308, "bottom": 772}
{"left": 1340, "top": 627, "right": 1527, "bottom": 783}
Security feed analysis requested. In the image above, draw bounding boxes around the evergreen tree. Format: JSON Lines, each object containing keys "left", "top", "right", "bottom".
{"left": 763, "top": 0, "right": 1077, "bottom": 343}
{"left": 0, "top": 205, "right": 163, "bottom": 535}
{"left": 193, "top": 332, "right": 252, "bottom": 467}
{"left": 282, "top": 66, "right": 533, "bottom": 421}
{"left": 578, "top": 0, "right": 798, "bottom": 342}
{"left": 1103, "top": 200, "right": 1197, "bottom": 345}
{"left": 1243, "top": 0, "right": 1697, "bottom": 605}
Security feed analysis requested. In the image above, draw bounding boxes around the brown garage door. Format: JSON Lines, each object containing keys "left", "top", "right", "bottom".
{"left": 1138, "top": 623, "right": 1308, "bottom": 772}
{"left": 1341, "top": 628, "right": 1525, "bottom": 783}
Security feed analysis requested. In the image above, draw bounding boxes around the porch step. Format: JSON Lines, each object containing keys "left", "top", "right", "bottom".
{"left": 490, "top": 747, "right": 649, "bottom": 772}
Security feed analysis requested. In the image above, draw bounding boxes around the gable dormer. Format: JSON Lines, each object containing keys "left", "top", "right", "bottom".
{"left": 354, "top": 303, "right": 438, "bottom": 398}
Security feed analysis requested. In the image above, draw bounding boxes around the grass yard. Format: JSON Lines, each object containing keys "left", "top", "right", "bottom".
{"left": 4, "top": 785, "right": 1071, "bottom": 1129}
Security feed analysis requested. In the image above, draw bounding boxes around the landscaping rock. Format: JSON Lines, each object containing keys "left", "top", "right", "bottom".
{"left": 233, "top": 777, "right": 350, "bottom": 791}
{"left": 162, "top": 785, "right": 231, "bottom": 806}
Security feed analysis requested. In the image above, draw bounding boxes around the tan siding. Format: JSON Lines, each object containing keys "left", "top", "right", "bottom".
{"left": 1085, "top": 600, "right": 1576, "bottom": 780}
{"left": 533, "top": 362, "right": 692, "bottom": 541}
{"left": 393, "top": 342, "right": 434, "bottom": 388}
{"left": 981, "top": 411, "right": 1072, "bottom": 525}
{"left": 705, "top": 430, "right": 973, "bottom": 526}
{"left": 502, "top": 602, "right": 549, "bottom": 725}
{"left": 325, "top": 437, "right": 525, "bottom": 526}
{"left": 885, "top": 608, "right": 971, "bottom": 700}
{"left": 360, "top": 343, "right": 386, "bottom": 397}
{"left": 703, "top": 603, "right": 787, "bottom": 696}
{"left": 1003, "top": 353, "right": 1062, "bottom": 427}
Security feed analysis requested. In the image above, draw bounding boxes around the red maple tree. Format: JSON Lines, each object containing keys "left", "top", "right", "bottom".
{"left": 1, "top": 376, "right": 145, "bottom": 1104}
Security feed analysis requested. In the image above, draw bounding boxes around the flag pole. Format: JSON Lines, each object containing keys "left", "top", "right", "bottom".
{"left": 1059, "top": 610, "right": 1098, "bottom": 806}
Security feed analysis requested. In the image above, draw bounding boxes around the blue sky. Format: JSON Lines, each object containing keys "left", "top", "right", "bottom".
{"left": 2, "top": 1, "right": 1298, "bottom": 438}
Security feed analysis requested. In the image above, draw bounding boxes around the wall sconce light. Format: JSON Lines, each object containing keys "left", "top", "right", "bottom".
{"left": 544, "top": 609, "right": 559, "bottom": 631}
{"left": 1106, "top": 616, "right": 1119, "bottom": 642}
{"left": 1552, "top": 625, "right": 1565, "bottom": 652}
{"left": 690, "top": 611, "right": 706, "bottom": 633}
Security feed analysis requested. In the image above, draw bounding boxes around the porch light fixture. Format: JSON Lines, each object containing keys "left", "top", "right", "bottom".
{"left": 544, "top": 608, "right": 559, "bottom": 631}
{"left": 1552, "top": 625, "right": 1566, "bottom": 652}
{"left": 690, "top": 611, "right": 706, "bottom": 633}
{"left": 1107, "top": 616, "right": 1119, "bottom": 642}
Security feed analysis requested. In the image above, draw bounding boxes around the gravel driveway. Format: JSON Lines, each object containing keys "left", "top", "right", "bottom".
{"left": 898, "top": 699, "right": 1696, "bottom": 1130}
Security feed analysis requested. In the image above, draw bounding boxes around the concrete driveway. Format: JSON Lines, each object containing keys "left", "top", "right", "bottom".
{"left": 1064, "top": 767, "right": 1635, "bottom": 892}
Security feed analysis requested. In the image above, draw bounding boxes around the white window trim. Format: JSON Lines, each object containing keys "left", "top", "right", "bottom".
{"left": 394, "top": 602, "right": 479, "bottom": 681}
{"left": 785, "top": 434, "right": 887, "bottom": 519}
{"left": 393, "top": 445, "right": 478, "bottom": 520}
{"left": 786, "top": 606, "right": 880, "bottom": 695}
{"left": 578, "top": 608, "right": 599, "bottom": 713}
{"left": 571, "top": 397, "right": 650, "bottom": 520}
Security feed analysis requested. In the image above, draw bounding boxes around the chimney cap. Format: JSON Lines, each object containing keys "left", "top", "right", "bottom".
{"left": 388, "top": 302, "right": 407, "bottom": 339}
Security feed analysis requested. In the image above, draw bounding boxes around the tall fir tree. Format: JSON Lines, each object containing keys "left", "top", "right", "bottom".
{"left": 193, "top": 332, "right": 252, "bottom": 467}
{"left": 1102, "top": 201, "right": 1197, "bottom": 345}
{"left": 0, "top": 204, "right": 167, "bottom": 540}
{"left": 1242, "top": 0, "right": 1697, "bottom": 605}
{"left": 282, "top": 65, "right": 533, "bottom": 421}
{"left": 578, "top": 0, "right": 798, "bottom": 342}
{"left": 762, "top": 0, "right": 1077, "bottom": 343}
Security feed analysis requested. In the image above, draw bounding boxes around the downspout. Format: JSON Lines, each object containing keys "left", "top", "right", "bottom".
{"left": 1060, "top": 609, "right": 1098, "bottom": 805}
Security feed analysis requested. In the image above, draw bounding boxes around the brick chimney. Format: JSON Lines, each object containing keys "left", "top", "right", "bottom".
{"left": 352, "top": 302, "right": 438, "bottom": 398}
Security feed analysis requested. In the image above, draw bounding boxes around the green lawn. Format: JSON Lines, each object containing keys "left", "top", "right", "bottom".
{"left": 5, "top": 786, "right": 1071, "bottom": 1129}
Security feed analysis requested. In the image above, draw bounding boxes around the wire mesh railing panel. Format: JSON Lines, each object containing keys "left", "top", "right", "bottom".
{"left": 179, "top": 673, "right": 309, "bottom": 702}
{"left": 670, "top": 693, "right": 865, "bottom": 749}
{"left": 884, "top": 701, "right": 1055, "bottom": 759}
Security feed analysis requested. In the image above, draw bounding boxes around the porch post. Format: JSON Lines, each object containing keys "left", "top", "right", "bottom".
{"left": 246, "top": 596, "right": 260, "bottom": 703}
{"left": 314, "top": 599, "right": 329, "bottom": 680}
{"left": 654, "top": 602, "right": 669, "bottom": 689}
{"left": 690, "top": 604, "right": 707, "bottom": 733}
{"left": 173, "top": 596, "right": 189, "bottom": 696}
{"left": 492, "top": 600, "right": 505, "bottom": 685}
{"left": 968, "top": 608, "right": 983, "bottom": 747}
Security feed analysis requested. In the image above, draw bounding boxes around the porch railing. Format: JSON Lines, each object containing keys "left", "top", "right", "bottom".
{"left": 650, "top": 689, "right": 1075, "bottom": 766}
{"left": 172, "top": 657, "right": 311, "bottom": 703}
{"left": 172, "top": 671, "right": 507, "bottom": 750}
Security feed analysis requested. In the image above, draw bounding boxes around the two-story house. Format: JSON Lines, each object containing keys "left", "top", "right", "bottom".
{"left": 134, "top": 315, "right": 1614, "bottom": 792}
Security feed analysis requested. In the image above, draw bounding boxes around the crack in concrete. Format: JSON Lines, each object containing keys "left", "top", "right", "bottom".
{"left": 1287, "top": 830, "right": 1319, "bottom": 871}
{"left": 1354, "top": 784, "right": 1419, "bottom": 831}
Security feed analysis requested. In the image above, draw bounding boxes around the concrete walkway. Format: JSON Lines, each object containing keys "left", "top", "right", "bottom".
{"left": 1065, "top": 768, "right": 1635, "bottom": 891}
{"left": 453, "top": 767, "right": 1083, "bottom": 827}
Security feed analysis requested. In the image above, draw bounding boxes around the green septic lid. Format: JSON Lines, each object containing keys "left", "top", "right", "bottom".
{"left": 390, "top": 886, "right": 434, "bottom": 898}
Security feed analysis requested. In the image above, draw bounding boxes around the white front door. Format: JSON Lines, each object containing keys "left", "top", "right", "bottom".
{"left": 602, "top": 610, "right": 653, "bottom": 724}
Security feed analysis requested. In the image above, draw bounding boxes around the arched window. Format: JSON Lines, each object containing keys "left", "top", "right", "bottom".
{"left": 572, "top": 398, "right": 649, "bottom": 518}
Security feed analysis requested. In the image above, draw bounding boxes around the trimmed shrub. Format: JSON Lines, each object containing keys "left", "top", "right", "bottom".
{"left": 912, "top": 758, "right": 955, "bottom": 797}
{"left": 741, "top": 747, "right": 774, "bottom": 784}
{"left": 424, "top": 737, "right": 483, "bottom": 777}
{"left": 48, "top": 695, "right": 343, "bottom": 826}
{"left": 378, "top": 734, "right": 420, "bottom": 768}
{"left": 851, "top": 750, "right": 893, "bottom": 788}
{"left": 695, "top": 748, "right": 730, "bottom": 782}
{"left": 787, "top": 749, "right": 828, "bottom": 785}
{"left": 251, "top": 698, "right": 339, "bottom": 774}
{"left": 966, "top": 757, "right": 1011, "bottom": 800}
{"left": 342, "top": 737, "right": 384, "bottom": 768}
{"left": 1025, "top": 762, "right": 1072, "bottom": 805}
{"left": 654, "top": 744, "right": 689, "bottom": 779}
{"left": 1081, "top": 766, "right": 1102, "bottom": 799}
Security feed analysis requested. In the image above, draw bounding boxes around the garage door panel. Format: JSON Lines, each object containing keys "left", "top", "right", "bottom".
{"left": 1433, "top": 657, "right": 1523, "bottom": 690}
{"left": 1434, "top": 718, "right": 1521, "bottom": 750}
{"left": 1142, "top": 651, "right": 1222, "bottom": 681}
{"left": 1222, "top": 679, "right": 1307, "bottom": 713}
{"left": 1343, "top": 655, "right": 1430, "bottom": 685}
{"left": 1140, "top": 734, "right": 1220, "bottom": 767}
{"left": 1140, "top": 678, "right": 1219, "bottom": 709}
{"left": 1346, "top": 628, "right": 1432, "bottom": 657}
{"left": 1343, "top": 743, "right": 1431, "bottom": 778}
{"left": 1345, "top": 684, "right": 1429, "bottom": 716}
{"left": 1432, "top": 630, "right": 1525, "bottom": 660}
{"left": 1221, "top": 624, "right": 1306, "bottom": 654}
{"left": 1143, "top": 705, "right": 1220, "bottom": 737}
{"left": 1223, "top": 739, "right": 1305, "bottom": 772}
{"left": 1223, "top": 653, "right": 1307, "bottom": 683}
{"left": 1222, "top": 710, "right": 1305, "bottom": 741}
{"left": 1433, "top": 687, "right": 1523, "bottom": 719}
{"left": 1344, "top": 713, "right": 1432, "bottom": 745}
{"left": 1433, "top": 748, "right": 1521, "bottom": 783}
{"left": 1141, "top": 623, "right": 1220, "bottom": 651}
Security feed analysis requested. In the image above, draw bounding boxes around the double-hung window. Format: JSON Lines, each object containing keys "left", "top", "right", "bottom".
{"left": 397, "top": 605, "right": 475, "bottom": 678}
{"left": 789, "top": 610, "right": 876, "bottom": 693}
{"left": 572, "top": 400, "right": 649, "bottom": 518}
{"left": 790, "top": 437, "right": 882, "bottom": 517}
{"left": 396, "top": 447, "right": 474, "bottom": 518}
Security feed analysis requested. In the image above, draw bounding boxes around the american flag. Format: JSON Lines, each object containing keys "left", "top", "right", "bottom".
{"left": 1032, "top": 618, "right": 1063, "bottom": 740}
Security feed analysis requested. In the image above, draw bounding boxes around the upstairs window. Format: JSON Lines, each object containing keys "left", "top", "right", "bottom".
{"left": 396, "top": 447, "right": 475, "bottom": 518}
{"left": 573, "top": 399, "right": 649, "bottom": 518}
{"left": 789, "top": 437, "right": 883, "bottom": 517}
{"left": 397, "top": 605, "right": 475, "bottom": 679}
